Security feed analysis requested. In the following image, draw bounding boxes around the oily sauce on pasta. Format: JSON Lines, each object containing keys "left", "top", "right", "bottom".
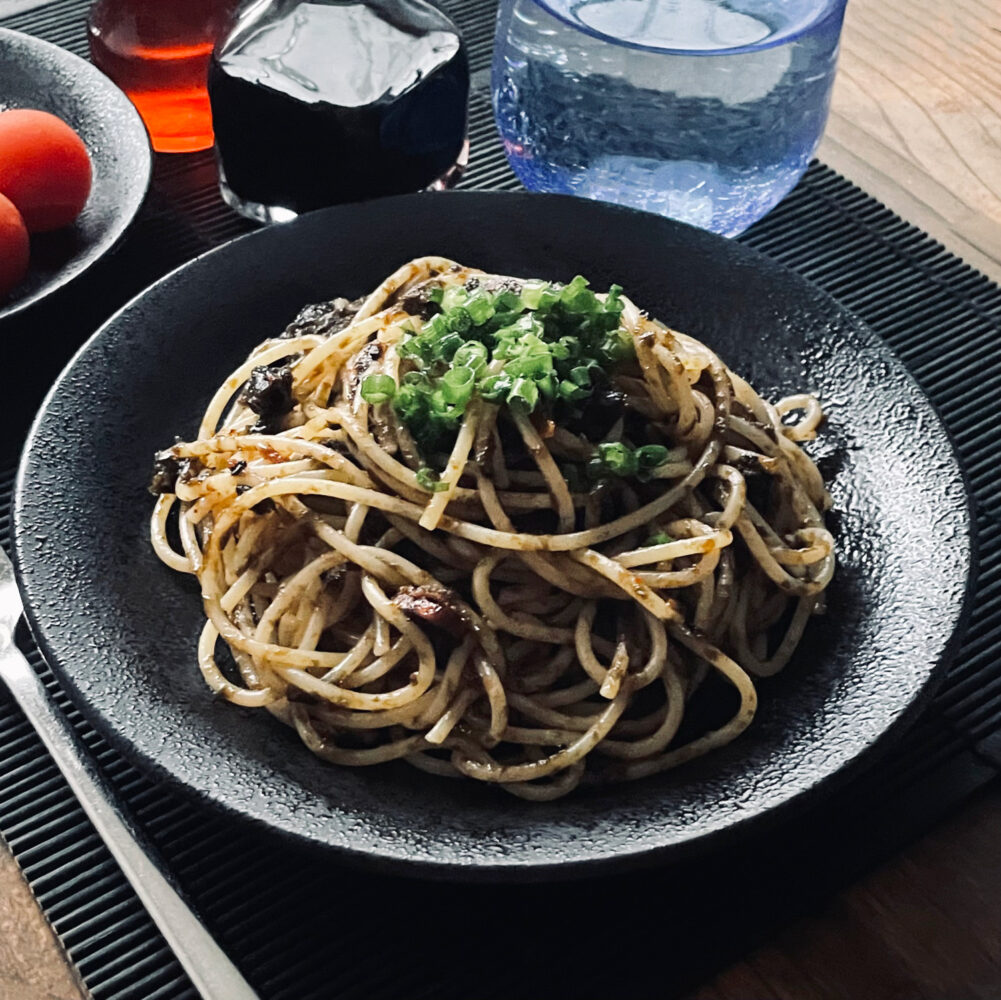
{"left": 150, "top": 258, "right": 834, "bottom": 799}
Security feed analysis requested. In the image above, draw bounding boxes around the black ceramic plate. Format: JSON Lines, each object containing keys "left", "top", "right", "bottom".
{"left": 0, "top": 28, "right": 151, "bottom": 320}
{"left": 13, "top": 192, "right": 973, "bottom": 879}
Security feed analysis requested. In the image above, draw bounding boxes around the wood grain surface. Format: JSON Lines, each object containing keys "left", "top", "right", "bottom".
{"left": 1, "top": 0, "right": 999, "bottom": 998}
{"left": 0, "top": 838, "right": 86, "bottom": 1000}
{"left": 688, "top": 783, "right": 1001, "bottom": 1000}
{"left": 819, "top": 0, "right": 1001, "bottom": 283}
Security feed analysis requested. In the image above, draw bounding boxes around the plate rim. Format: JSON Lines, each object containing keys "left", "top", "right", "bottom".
{"left": 0, "top": 26, "right": 152, "bottom": 321}
{"left": 12, "top": 190, "right": 978, "bottom": 879}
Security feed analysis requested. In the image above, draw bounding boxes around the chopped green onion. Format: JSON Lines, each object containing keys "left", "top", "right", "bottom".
{"left": 360, "top": 374, "right": 396, "bottom": 405}
{"left": 520, "top": 280, "right": 550, "bottom": 310}
{"left": 502, "top": 313, "right": 543, "bottom": 339}
{"left": 594, "top": 441, "right": 638, "bottom": 477}
{"left": 394, "top": 385, "right": 416, "bottom": 409}
{"left": 465, "top": 293, "right": 495, "bottom": 325}
{"left": 636, "top": 445, "right": 670, "bottom": 469}
{"left": 643, "top": 531, "right": 674, "bottom": 547}
{"left": 478, "top": 374, "right": 512, "bottom": 403}
{"left": 494, "top": 288, "right": 522, "bottom": 311}
{"left": 435, "top": 332, "right": 463, "bottom": 361}
{"left": 536, "top": 373, "right": 556, "bottom": 399}
{"left": 416, "top": 466, "right": 449, "bottom": 493}
{"left": 397, "top": 337, "right": 421, "bottom": 360}
{"left": 387, "top": 272, "right": 630, "bottom": 462}
{"left": 559, "top": 379, "right": 588, "bottom": 402}
{"left": 561, "top": 275, "right": 598, "bottom": 313}
{"left": 489, "top": 309, "right": 522, "bottom": 331}
{"left": 508, "top": 377, "right": 539, "bottom": 413}
{"left": 601, "top": 328, "right": 635, "bottom": 363}
{"left": 442, "top": 366, "right": 475, "bottom": 404}
{"left": 506, "top": 351, "right": 553, "bottom": 379}
{"left": 447, "top": 307, "right": 472, "bottom": 334}
{"left": 440, "top": 285, "right": 468, "bottom": 311}
{"left": 423, "top": 313, "right": 449, "bottom": 339}
{"left": 453, "top": 341, "right": 489, "bottom": 373}
{"left": 492, "top": 340, "right": 520, "bottom": 362}
{"left": 537, "top": 286, "right": 562, "bottom": 311}
{"left": 429, "top": 388, "right": 449, "bottom": 415}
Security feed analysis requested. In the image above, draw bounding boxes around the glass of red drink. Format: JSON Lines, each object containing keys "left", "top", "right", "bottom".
{"left": 88, "top": 0, "right": 240, "bottom": 153}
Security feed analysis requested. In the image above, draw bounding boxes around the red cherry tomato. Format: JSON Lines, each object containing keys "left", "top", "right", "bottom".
{"left": 0, "top": 109, "right": 93, "bottom": 233}
{"left": 0, "top": 192, "right": 30, "bottom": 299}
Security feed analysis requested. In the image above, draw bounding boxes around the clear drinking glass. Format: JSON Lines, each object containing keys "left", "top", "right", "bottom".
{"left": 492, "top": 0, "right": 848, "bottom": 236}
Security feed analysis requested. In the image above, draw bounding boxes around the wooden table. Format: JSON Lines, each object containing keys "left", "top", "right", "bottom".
{"left": 2, "top": 0, "right": 1000, "bottom": 997}
{"left": 819, "top": 0, "right": 1001, "bottom": 284}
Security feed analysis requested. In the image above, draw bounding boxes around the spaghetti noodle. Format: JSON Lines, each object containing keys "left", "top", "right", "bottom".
{"left": 150, "top": 257, "right": 834, "bottom": 799}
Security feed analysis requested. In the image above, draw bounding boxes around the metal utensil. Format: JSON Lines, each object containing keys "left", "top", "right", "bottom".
{"left": 0, "top": 547, "right": 259, "bottom": 1000}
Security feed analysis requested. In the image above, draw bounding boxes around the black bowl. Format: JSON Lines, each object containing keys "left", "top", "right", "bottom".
{"left": 13, "top": 192, "right": 973, "bottom": 879}
{"left": 0, "top": 27, "right": 151, "bottom": 321}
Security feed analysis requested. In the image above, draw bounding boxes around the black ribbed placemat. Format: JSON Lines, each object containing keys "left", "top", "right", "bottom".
{"left": 2, "top": 3, "right": 1000, "bottom": 998}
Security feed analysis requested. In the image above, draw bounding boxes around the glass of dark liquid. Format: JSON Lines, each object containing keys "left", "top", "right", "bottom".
{"left": 208, "top": 0, "right": 470, "bottom": 223}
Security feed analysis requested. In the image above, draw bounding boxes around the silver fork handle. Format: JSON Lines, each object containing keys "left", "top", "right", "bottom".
{"left": 0, "top": 640, "right": 259, "bottom": 1000}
